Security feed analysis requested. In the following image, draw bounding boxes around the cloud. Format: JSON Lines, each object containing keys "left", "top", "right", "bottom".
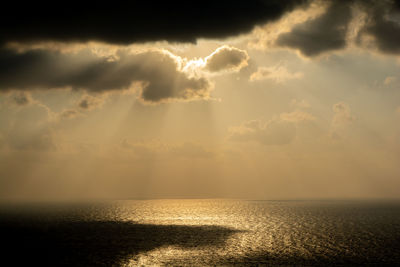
{"left": 5, "top": 92, "right": 84, "bottom": 122}
{"left": 229, "top": 119, "right": 296, "bottom": 146}
{"left": 121, "top": 139, "right": 213, "bottom": 159}
{"left": 276, "top": 1, "right": 353, "bottom": 57}
{"left": 0, "top": 1, "right": 309, "bottom": 45}
{"left": 59, "top": 109, "right": 81, "bottom": 119}
{"left": 78, "top": 94, "right": 106, "bottom": 110}
{"left": 290, "top": 99, "right": 310, "bottom": 109}
{"left": 229, "top": 109, "right": 317, "bottom": 146}
{"left": 170, "top": 142, "right": 214, "bottom": 158}
{"left": 0, "top": 48, "right": 212, "bottom": 104}
{"left": 249, "top": 0, "right": 400, "bottom": 56}
{"left": 4, "top": 1, "right": 399, "bottom": 58}
{"left": 120, "top": 139, "right": 157, "bottom": 158}
{"left": 249, "top": 65, "right": 303, "bottom": 83}
{"left": 204, "top": 46, "right": 249, "bottom": 72}
{"left": 5, "top": 129, "right": 56, "bottom": 151}
{"left": 358, "top": 1, "right": 400, "bottom": 54}
{"left": 0, "top": 100, "right": 64, "bottom": 151}
{"left": 280, "top": 110, "right": 316, "bottom": 122}
{"left": 332, "top": 102, "right": 355, "bottom": 126}
{"left": 9, "top": 91, "right": 32, "bottom": 106}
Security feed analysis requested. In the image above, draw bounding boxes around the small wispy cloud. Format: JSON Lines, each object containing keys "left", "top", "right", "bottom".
{"left": 250, "top": 65, "right": 303, "bottom": 83}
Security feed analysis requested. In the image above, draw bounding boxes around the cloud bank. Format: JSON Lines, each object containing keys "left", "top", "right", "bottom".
{"left": 0, "top": 48, "right": 212, "bottom": 103}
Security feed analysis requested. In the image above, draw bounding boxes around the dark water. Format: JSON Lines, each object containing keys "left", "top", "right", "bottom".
{"left": 1, "top": 200, "right": 400, "bottom": 266}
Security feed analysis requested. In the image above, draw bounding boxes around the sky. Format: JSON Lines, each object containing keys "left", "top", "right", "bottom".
{"left": 1, "top": 0, "right": 400, "bottom": 200}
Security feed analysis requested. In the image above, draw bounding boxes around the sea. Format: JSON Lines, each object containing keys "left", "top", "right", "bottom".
{"left": 0, "top": 199, "right": 400, "bottom": 266}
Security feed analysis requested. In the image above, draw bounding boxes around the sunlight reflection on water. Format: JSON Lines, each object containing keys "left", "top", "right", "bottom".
{"left": 102, "top": 199, "right": 400, "bottom": 266}
{"left": 1, "top": 199, "right": 400, "bottom": 266}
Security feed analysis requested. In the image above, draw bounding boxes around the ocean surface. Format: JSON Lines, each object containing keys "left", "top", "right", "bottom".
{"left": 1, "top": 199, "right": 400, "bottom": 266}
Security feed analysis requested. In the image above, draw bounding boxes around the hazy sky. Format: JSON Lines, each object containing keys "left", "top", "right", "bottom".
{"left": 1, "top": 0, "right": 400, "bottom": 200}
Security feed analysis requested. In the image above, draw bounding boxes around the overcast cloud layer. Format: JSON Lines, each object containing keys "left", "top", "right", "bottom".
{"left": 1, "top": 1, "right": 400, "bottom": 56}
{"left": 0, "top": 45, "right": 254, "bottom": 103}
{"left": 0, "top": 0, "right": 309, "bottom": 45}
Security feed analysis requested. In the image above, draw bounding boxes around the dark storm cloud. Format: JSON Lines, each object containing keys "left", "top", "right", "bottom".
{"left": 274, "top": 0, "right": 400, "bottom": 56}
{"left": 358, "top": 0, "right": 400, "bottom": 54}
{"left": 0, "top": 0, "right": 309, "bottom": 45}
{"left": 276, "top": 1, "right": 353, "bottom": 57}
{"left": 0, "top": 48, "right": 211, "bottom": 103}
